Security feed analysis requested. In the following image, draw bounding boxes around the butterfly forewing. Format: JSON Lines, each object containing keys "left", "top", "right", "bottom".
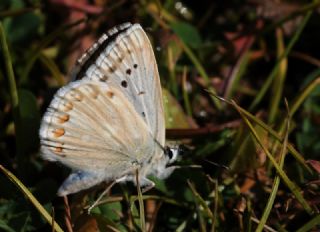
{"left": 73, "top": 24, "right": 165, "bottom": 153}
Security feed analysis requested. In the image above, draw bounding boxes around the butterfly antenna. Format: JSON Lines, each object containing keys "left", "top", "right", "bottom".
{"left": 153, "top": 136, "right": 176, "bottom": 160}
{"left": 152, "top": 136, "right": 166, "bottom": 153}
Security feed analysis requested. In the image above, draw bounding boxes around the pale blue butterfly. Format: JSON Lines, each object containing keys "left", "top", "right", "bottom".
{"left": 39, "top": 23, "right": 180, "bottom": 203}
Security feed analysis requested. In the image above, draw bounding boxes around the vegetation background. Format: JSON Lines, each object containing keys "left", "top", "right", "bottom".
{"left": 0, "top": 0, "right": 320, "bottom": 231}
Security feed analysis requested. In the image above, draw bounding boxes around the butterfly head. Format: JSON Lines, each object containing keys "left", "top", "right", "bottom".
{"left": 164, "top": 144, "right": 186, "bottom": 164}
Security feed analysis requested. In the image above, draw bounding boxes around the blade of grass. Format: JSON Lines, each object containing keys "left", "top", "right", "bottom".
{"left": 206, "top": 176, "right": 219, "bottom": 232}
{"left": 249, "top": 11, "right": 312, "bottom": 110}
{"left": 256, "top": 101, "right": 291, "bottom": 232}
{"left": 39, "top": 53, "right": 65, "bottom": 86}
{"left": 224, "top": 45, "right": 251, "bottom": 100}
{"left": 0, "top": 22, "right": 25, "bottom": 167}
{"left": 99, "top": 194, "right": 191, "bottom": 209}
{"left": 209, "top": 92, "right": 311, "bottom": 173}
{"left": 167, "top": 46, "right": 178, "bottom": 96}
{"left": 187, "top": 180, "right": 207, "bottom": 232}
{"left": 289, "top": 77, "right": 320, "bottom": 116}
{"left": 135, "top": 170, "right": 145, "bottom": 232}
{"left": 176, "top": 220, "right": 187, "bottom": 232}
{"left": 179, "top": 39, "right": 222, "bottom": 110}
{"left": 296, "top": 214, "right": 320, "bottom": 232}
{"left": 234, "top": 209, "right": 277, "bottom": 232}
{"left": 0, "top": 22, "right": 19, "bottom": 116}
{"left": 122, "top": 188, "right": 134, "bottom": 231}
{"left": 268, "top": 28, "right": 287, "bottom": 124}
{"left": 182, "top": 66, "right": 192, "bottom": 116}
{"left": 289, "top": 51, "right": 320, "bottom": 68}
{"left": 51, "top": 207, "right": 55, "bottom": 232}
{"left": 213, "top": 180, "right": 218, "bottom": 232}
{"left": 188, "top": 180, "right": 215, "bottom": 220}
{"left": 229, "top": 125, "right": 256, "bottom": 171}
{"left": 20, "top": 18, "right": 86, "bottom": 84}
{"left": 268, "top": 75, "right": 320, "bottom": 171}
{"left": 269, "top": 76, "right": 320, "bottom": 171}
{"left": 239, "top": 110, "right": 306, "bottom": 168}
{"left": 245, "top": 197, "right": 253, "bottom": 232}
{"left": 0, "top": 165, "right": 64, "bottom": 232}
{"left": 0, "top": 220, "right": 16, "bottom": 232}
{"left": 146, "top": 2, "right": 178, "bottom": 27}
{"left": 232, "top": 101, "right": 314, "bottom": 215}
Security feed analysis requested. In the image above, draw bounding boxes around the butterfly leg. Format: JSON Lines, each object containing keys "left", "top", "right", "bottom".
{"left": 139, "top": 178, "right": 155, "bottom": 193}
{"left": 87, "top": 176, "right": 128, "bottom": 214}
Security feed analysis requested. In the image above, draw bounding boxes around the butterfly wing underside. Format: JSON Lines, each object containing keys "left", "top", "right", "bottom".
{"left": 39, "top": 23, "right": 166, "bottom": 195}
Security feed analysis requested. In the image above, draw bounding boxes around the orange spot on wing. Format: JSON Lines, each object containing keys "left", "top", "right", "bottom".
{"left": 106, "top": 91, "right": 114, "bottom": 98}
{"left": 90, "top": 89, "right": 99, "bottom": 99}
{"left": 55, "top": 146, "right": 63, "bottom": 153}
{"left": 50, "top": 143, "right": 64, "bottom": 155}
{"left": 71, "top": 91, "right": 83, "bottom": 101}
{"left": 58, "top": 114, "right": 70, "bottom": 123}
{"left": 53, "top": 128, "right": 65, "bottom": 138}
{"left": 63, "top": 102, "right": 73, "bottom": 111}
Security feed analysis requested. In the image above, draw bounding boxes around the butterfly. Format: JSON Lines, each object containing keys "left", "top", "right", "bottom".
{"left": 39, "top": 22, "right": 181, "bottom": 198}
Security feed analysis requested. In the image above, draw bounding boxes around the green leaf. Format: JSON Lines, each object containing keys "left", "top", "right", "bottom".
{"left": 171, "top": 22, "right": 202, "bottom": 49}
{"left": 97, "top": 202, "right": 121, "bottom": 220}
{"left": 18, "top": 89, "right": 40, "bottom": 153}
{"left": 3, "top": 11, "right": 41, "bottom": 45}
{"left": 163, "top": 88, "right": 191, "bottom": 129}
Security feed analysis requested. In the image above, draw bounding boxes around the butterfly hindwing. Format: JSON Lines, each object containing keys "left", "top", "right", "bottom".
{"left": 39, "top": 80, "right": 155, "bottom": 176}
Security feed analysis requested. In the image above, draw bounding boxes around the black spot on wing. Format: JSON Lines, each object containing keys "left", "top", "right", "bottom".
{"left": 121, "top": 80, "right": 128, "bottom": 88}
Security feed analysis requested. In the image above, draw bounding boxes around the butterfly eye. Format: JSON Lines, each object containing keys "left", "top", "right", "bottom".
{"left": 164, "top": 144, "right": 186, "bottom": 164}
{"left": 165, "top": 147, "right": 173, "bottom": 159}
